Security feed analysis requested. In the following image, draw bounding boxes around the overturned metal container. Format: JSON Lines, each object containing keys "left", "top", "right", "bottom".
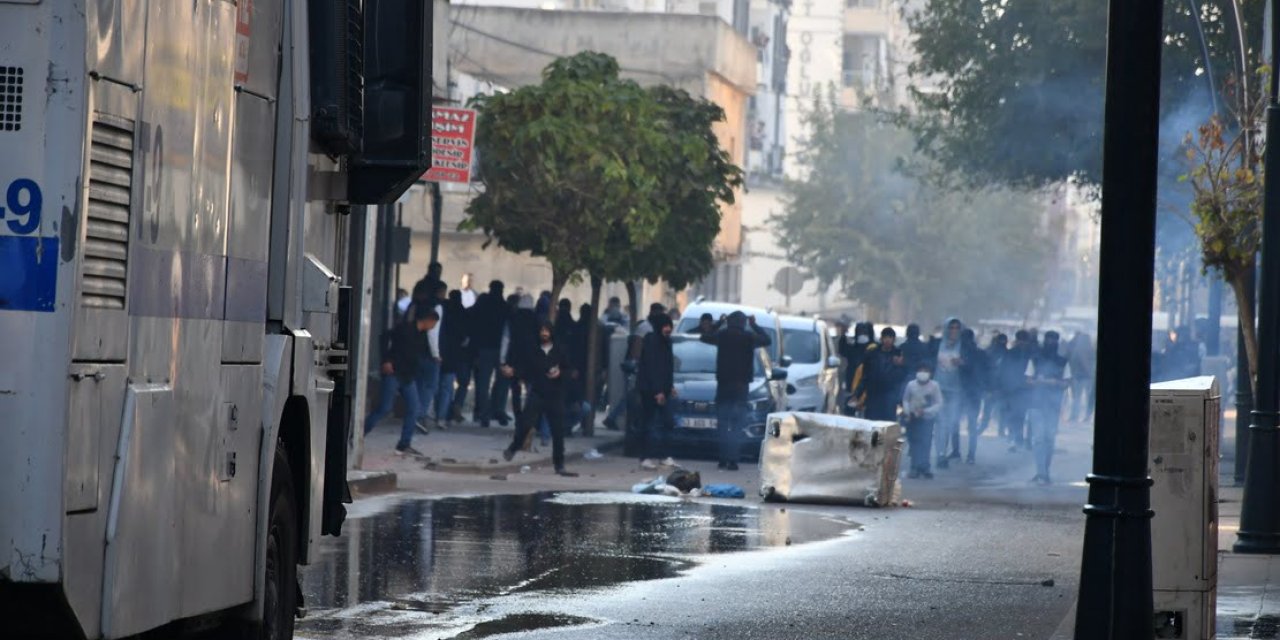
{"left": 759, "top": 412, "right": 903, "bottom": 507}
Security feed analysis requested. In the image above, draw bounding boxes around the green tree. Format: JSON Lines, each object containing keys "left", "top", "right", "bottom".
{"left": 464, "top": 52, "right": 670, "bottom": 310}
{"left": 901, "top": 0, "right": 1263, "bottom": 186}
{"left": 776, "top": 99, "right": 1055, "bottom": 322}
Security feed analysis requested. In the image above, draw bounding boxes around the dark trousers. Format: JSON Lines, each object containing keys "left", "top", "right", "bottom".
{"left": 509, "top": 391, "right": 566, "bottom": 469}
{"left": 864, "top": 392, "right": 898, "bottom": 422}
{"left": 473, "top": 348, "right": 500, "bottom": 421}
{"left": 1001, "top": 390, "right": 1030, "bottom": 446}
{"left": 450, "top": 360, "right": 474, "bottom": 417}
{"left": 716, "top": 400, "right": 748, "bottom": 465}
{"left": 641, "top": 397, "right": 674, "bottom": 459}
{"left": 904, "top": 416, "right": 935, "bottom": 473}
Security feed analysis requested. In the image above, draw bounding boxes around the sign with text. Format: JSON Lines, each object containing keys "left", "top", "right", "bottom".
{"left": 425, "top": 107, "right": 478, "bottom": 183}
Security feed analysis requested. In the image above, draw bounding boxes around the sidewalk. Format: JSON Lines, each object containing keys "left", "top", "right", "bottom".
{"left": 1216, "top": 481, "right": 1280, "bottom": 639}
{"left": 354, "top": 414, "right": 626, "bottom": 479}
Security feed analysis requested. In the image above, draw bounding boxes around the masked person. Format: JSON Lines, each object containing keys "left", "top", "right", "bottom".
{"left": 982, "top": 333, "right": 1009, "bottom": 437}
{"left": 638, "top": 314, "right": 677, "bottom": 469}
{"left": 1000, "top": 330, "right": 1035, "bottom": 450}
{"left": 899, "top": 323, "right": 930, "bottom": 388}
{"left": 853, "top": 327, "right": 905, "bottom": 421}
{"left": 1027, "top": 331, "right": 1070, "bottom": 485}
{"left": 840, "top": 322, "right": 876, "bottom": 416}
{"left": 502, "top": 321, "right": 579, "bottom": 477}
{"left": 901, "top": 364, "right": 943, "bottom": 479}
{"left": 701, "top": 312, "right": 773, "bottom": 471}
{"left": 469, "top": 281, "right": 509, "bottom": 427}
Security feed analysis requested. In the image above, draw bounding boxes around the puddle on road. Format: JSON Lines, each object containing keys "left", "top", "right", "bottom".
{"left": 297, "top": 492, "right": 853, "bottom": 639}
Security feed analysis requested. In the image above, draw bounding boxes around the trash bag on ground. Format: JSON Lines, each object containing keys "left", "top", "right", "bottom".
{"left": 703, "top": 483, "right": 746, "bottom": 499}
{"left": 631, "top": 476, "right": 667, "bottom": 494}
{"left": 666, "top": 469, "right": 702, "bottom": 493}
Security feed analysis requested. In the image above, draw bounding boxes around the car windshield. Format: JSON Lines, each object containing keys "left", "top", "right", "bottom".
{"left": 783, "top": 329, "right": 822, "bottom": 364}
{"left": 672, "top": 339, "right": 764, "bottom": 378}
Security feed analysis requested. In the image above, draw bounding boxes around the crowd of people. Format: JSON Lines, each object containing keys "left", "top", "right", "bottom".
{"left": 364, "top": 263, "right": 645, "bottom": 476}
{"left": 837, "top": 318, "right": 1096, "bottom": 486}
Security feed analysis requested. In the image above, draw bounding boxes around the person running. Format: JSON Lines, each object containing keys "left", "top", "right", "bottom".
{"left": 502, "top": 321, "right": 579, "bottom": 477}
{"left": 363, "top": 308, "right": 439, "bottom": 456}
{"left": 637, "top": 314, "right": 677, "bottom": 469}
{"left": 701, "top": 312, "right": 773, "bottom": 471}
{"left": 901, "top": 363, "right": 943, "bottom": 479}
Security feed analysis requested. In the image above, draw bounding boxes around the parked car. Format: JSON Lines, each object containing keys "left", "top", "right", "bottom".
{"left": 778, "top": 315, "right": 841, "bottom": 413}
{"left": 675, "top": 300, "right": 783, "bottom": 363}
{"left": 662, "top": 334, "right": 788, "bottom": 462}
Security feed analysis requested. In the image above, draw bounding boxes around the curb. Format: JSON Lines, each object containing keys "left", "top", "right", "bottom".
{"left": 423, "top": 436, "right": 626, "bottom": 475}
{"left": 347, "top": 470, "right": 398, "bottom": 496}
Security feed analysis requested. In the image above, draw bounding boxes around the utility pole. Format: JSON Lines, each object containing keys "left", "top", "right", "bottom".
{"left": 1072, "top": 0, "right": 1162, "bottom": 637}
{"left": 429, "top": 181, "right": 443, "bottom": 266}
{"left": 1234, "top": 2, "right": 1280, "bottom": 554}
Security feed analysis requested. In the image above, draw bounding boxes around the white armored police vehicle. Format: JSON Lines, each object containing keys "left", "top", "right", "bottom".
{"left": 0, "top": 0, "right": 433, "bottom": 637}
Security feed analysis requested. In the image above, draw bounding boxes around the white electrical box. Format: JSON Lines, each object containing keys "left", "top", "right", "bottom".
{"left": 1150, "top": 376, "right": 1219, "bottom": 640}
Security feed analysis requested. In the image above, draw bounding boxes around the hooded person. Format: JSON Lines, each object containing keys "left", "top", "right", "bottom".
{"left": 470, "top": 280, "right": 510, "bottom": 427}
{"left": 435, "top": 289, "right": 471, "bottom": 427}
{"left": 999, "top": 330, "right": 1035, "bottom": 450}
{"left": 637, "top": 314, "right": 677, "bottom": 466}
{"left": 899, "top": 324, "right": 930, "bottom": 384}
{"left": 494, "top": 294, "right": 538, "bottom": 427}
{"left": 853, "top": 327, "right": 905, "bottom": 421}
{"left": 701, "top": 311, "right": 773, "bottom": 470}
{"left": 501, "top": 321, "right": 579, "bottom": 477}
{"left": 839, "top": 322, "right": 876, "bottom": 415}
{"left": 1027, "top": 330, "right": 1070, "bottom": 485}
{"left": 982, "top": 333, "right": 1009, "bottom": 437}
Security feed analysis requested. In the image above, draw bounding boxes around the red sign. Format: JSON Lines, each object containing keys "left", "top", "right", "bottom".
{"left": 234, "top": 0, "right": 252, "bottom": 83}
{"left": 425, "top": 107, "right": 478, "bottom": 183}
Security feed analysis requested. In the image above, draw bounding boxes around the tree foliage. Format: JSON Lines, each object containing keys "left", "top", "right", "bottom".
{"left": 1181, "top": 77, "right": 1264, "bottom": 388}
{"left": 591, "top": 86, "right": 742, "bottom": 289}
{"left": 463, "top": 52, "right": 670, "bottom": 305}
{"left": 901, "top": 0, "right": 1264, "bottom": 186}
{"left": 776, "top": 97, "right": 1055, "bottom": 323}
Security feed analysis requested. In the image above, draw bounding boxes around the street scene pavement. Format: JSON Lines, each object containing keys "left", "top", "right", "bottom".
{"left": 309, "top": 415, "right": 1097, "bottom": 640}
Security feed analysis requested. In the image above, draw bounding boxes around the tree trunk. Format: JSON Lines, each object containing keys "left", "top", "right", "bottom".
{"left": 548, "top": 268, "right": 570, "bottom": 328}
{"left": 583, "top": 274, "right": 603, "bottom": 436}
{"left": 625, "top": 280, "right": 641, "bottom": 360}
{"left": 1230, "top": 268, "right": 1259, "bottom": 398}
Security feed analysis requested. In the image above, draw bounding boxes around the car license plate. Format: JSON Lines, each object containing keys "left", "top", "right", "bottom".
{"left": 681, "top": 417, "right": 717, "bottom": 429}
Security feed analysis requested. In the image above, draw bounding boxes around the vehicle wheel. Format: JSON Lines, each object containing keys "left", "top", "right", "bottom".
{"left": 261, "top": 442, "right": 299, "bottom": 640}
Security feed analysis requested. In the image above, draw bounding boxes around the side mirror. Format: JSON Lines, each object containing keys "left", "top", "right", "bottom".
{"left": 779, "top": 355, "right": 793, "bottom": 368}
{"left": 826, "top": 356, "right": 841, "bottom": 369}
{"left": 770, "top": 367, "right": 789, "bottom": 382}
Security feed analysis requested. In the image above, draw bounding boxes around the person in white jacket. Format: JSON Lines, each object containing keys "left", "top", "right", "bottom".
{"left": 901, "top": 364, "right": 944, "bottom": 479}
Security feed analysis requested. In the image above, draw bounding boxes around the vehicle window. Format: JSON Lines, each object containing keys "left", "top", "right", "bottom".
{"left": 675, "top": 317, "right": 697, "bottom": 334}
{"left": 783, "top": 329, "right": 822, "bottom": 364}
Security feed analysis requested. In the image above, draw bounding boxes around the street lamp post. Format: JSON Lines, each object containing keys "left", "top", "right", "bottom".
{"left": 1072, "top": 0, "right": 1163, "bottom": 638}
{"left": 1233, "top": 7, "right": 1280, "bottom": 554}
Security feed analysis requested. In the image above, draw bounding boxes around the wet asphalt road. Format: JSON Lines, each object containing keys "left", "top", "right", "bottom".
{"left": 295, "top": 456, "right": 1086, "bottom": 640}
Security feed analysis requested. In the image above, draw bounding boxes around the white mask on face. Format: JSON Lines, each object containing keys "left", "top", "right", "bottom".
{"left": 856, "top": 335, "right": 870, "bottom": 344}
{"left": 916, "top": 371, "right": 931, "bottom": 383}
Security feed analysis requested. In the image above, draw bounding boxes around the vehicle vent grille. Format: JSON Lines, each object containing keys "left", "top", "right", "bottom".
{"left": 0, "top": 66, "right": 23, "bottom": 132}
{"left": 82, "top": 117, "right": 133, "bottom": 310}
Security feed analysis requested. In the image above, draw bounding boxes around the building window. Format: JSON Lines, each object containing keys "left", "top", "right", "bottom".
{"left": 842, "top": 34, "right": 884, "bottom": 88}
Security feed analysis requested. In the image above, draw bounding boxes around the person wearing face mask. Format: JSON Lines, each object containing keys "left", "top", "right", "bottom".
{"left": 1027, "top": 331, "right": 1070, "bottom": 485}
{"left": 901, "top": 364, "right": 943, "bottom": 479}
{"left": 853, "top": 327, "right": 906, "bottom": 421}
{"left": 840, "top": 322, "right": 876, "bottom": 416}
{"left": 501, "top": 321, "right": 579, "bottom": 477}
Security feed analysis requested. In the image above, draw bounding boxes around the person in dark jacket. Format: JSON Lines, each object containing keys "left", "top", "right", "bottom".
{"left": 701, "top": 311, "right": 773, "bottom": 470}
{"left": 853, "top": 327, "right": 905, "bottom": 421}
{"left": 446, "top": 289, "right": 476, "bottom": 424}
{"left": 503, "top": 294, "right": 540, "bottom": 422}
{"left": 839, "top": 322, "right": 876, "bottom": 416}
{"left": 1000, "top": 330, "right": 1035, "bottom": 450}
{"left": 637, "top": 314, "right": 676, "bottom": 465}
{"left": 899, "top": 324, "right": 930, "bottom": 386}
{"left": 502, "top": 321, "right": 579, "bottom": 477}
{"left": 363, "top": 308, "right": 439, "bottom": 456}
{"left": 434, "top": 290, "right": 470, "bottom": 427}
{"left": 469, "top": 280, "right": 508, "bottom": 427}
{"left": 1028, "top": 331, "right": 1070, "bottom": 485}
{"left": 981, "top": 333, "right": 1008, "bottom": 437}
{"left": 959, "top": 328, "right": 990, "bottom": 464}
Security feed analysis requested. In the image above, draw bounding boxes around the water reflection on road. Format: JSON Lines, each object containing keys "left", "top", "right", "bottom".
{"left": 297, "top": 492, "right": 853, "bottom": 639}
